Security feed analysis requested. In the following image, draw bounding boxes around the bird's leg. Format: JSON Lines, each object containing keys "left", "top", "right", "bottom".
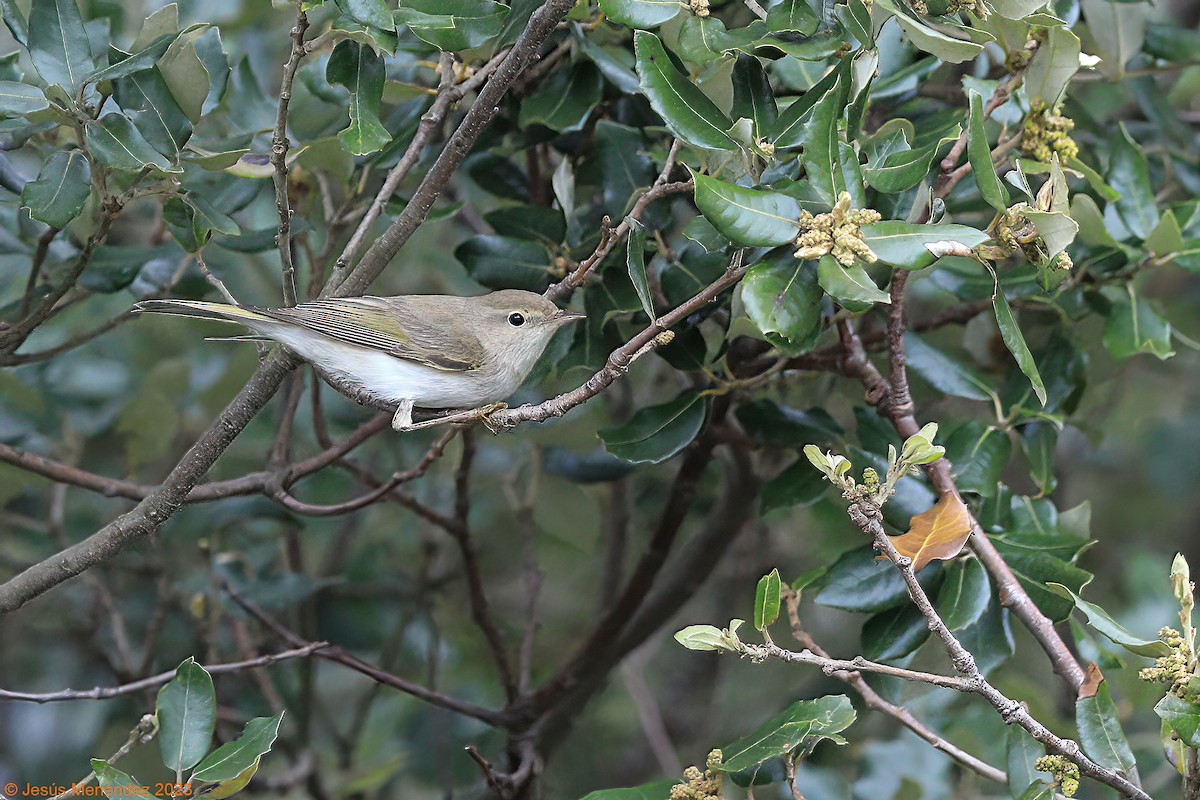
{"left": 392, "top": 402, "right": 509, "bottom": 433}
{"left": 391, "top": 399, "right": 415, "bottom": 432}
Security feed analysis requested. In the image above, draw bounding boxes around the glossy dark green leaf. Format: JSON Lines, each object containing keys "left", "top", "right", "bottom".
{"left": 1045, "top": 583, "right": 1169, "bottom": 657}
{"left": 1107, "top": 123, "right": 1159, "bottom": 240}
{"left": 816, "top": 255, "right": 889, "bottom": 306}
{"left": 519, "top": 61, "right": 602, "bottom": 133}
{"left": 803, "top": 75, "right": 845, "bottom": 205}
{"left": 85, "top": 113, "right": 178, "bottom": 173}
{"left": 85, "top": 32, "right": 176, "bottom": 85}
{"left": 692, "top": 173, "right": 801, "bottom": 247}
{"left": 1076, "top": 672, "right": 1138, "bottom": 778}
{"left": 599, "top": 392, "right": 708, "bottom": 465}
{"left": 116, "top": 67, "right": 193, "bottom": 161}
{"left": 731, "top": 55, "right": 777, "bottom": 138}
{"left": 22, "top": 149, "right": 89, "bottom": 228}
{"left": 579, "top": 782, "right": 679, "bottom": 800}
{"left": 861, "top": 603, "right": 930, "bottom": 662}
{"left": 762, "top": 458, "right": 828, "bottom": 512}
{"left": 456, "top": 235, "right": 551, "bottom": 292}
{"left": 863, "top": 142, "right": 937, "bottom": 193}
{"left": 944, "top": 422, "right": 1011, "bottom": 496}
{"left": 575, "top": 29, "right": 640, "bottom": 93}
{"left": 933, "top": 557, "right": 990, "bottom": 631}
{"left": 1006, "top": 726, "right": 1046, "bottom": 800}
{"left": 82, "top": 245, "right": 178, "bottom": 293}
{"left": 771, "top": 60, "right": 842, "bottom": 148}
{"left": 1102, "top": 286, "right": 1174, "bottom": 361}
{"left": 957, "top": 597, "right": 1014, "bottom": 676}
{"left": 754, "top": 568, "right": 782, "bottom": 631}
{"left": 735, "top": 400, "right": 843, "bottom": 448}
{"left": 675, "top": 15, "right": 735, "bottom": 65}
{"left": 191, "top": 711, "right": 284, "bottom": 782}
{"left": 767, "top": 0, "right": 819, "bottom": 34}
{"left": 682, "top": 215, "right": 730, "bottom": 254}
{"left": 1019, "top": 422, "right": 1056, "bottom": 495}
{"left": 814, "top": 546, "right": 910, "bottom": 613}
{"left": 740, "top": 257, "right": 823, "bottom": 355}
{"left": 993, "top": 291, "right": 1046, "bottom": 407}
{"left": 336, "top": 0, "right": 394, "bottom": 31}
{"left": 91, "top": 760, "right": 143, "bottom": 791}
{"left": 157, "top": 657, "right": 216, "bottom": 771}
{"left": 0, "top": 80, "right": 49, "bottom": 116}
{"left": 634, "top": 32, "right": 735, "bottom": 151}
{"left": 28, "top": 0, "right": 95, "bottom": 92}
{"left": 861, "top": 222, "right": 989, "bottom": 270}
{"left": 598, "top": 0, "right": 680, "bottom": 28}
{"left": 716, "top": 696, "right": 855, "bottom": 773}
{"left": 967, "top": 88, "right": 1008, "bottom": 212}
{"left": 904, "top": 332, "right": 997, "bottom": 403}
{"left": 991, "top": 541, "right": 1091, "bottom": 623}
{"left": 873, "top": 0, "right": 983, "bottom": 62}
{"left": 157, "top": 29, "right": 209, "bottom": 123}
{"left": 484, "top": 205, "right": 565, "bottom": 245}
{"left": 625, "top": 218, "right": 653, "bottom": 318}
{"left": 1155, "top": 694, "right": 1200, "bottom": 749}
{"left": 591, "top": 120, "right": 654, "bottom": 213}
{"left": 396, "top": 0, "right": 509, "bottom": 50}
{"left": 327, "top": 40, "right": 390, "bottom": 155}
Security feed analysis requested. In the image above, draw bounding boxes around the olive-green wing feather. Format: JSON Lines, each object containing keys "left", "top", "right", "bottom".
{"left": 257, "top": 297, "right": 484, "bottom": 371}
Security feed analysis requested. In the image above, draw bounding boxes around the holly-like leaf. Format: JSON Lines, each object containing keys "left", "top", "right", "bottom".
{"left": 326, "top": 40, "right": 390, "bottom": 155}
{"left": 395, "top": 0, "right": 509, "bottom": 51}
{"left": 1107, "top": 123, "right": 1160, "bottom": 241}
{"left": 803, "top": 75, "right": 846, "bottom": 205}
{"left": 85, "top": 32, "right": 177, "bottom": 85}
{"left": 22, "top": 149, "right": 90, "bottom": 228}
{"left": 934, "top": 557, "right": 991, "bottom": 631}
{"left": 599, "top": 393, "right": 708, "bottom": 465}
{"left": 0, "top": 80, "right": 49, "bottom": 116}
{"left": 156, "top": 657, "right": 216, "bottom": 772}
{"left": 1156, "top": 694, "right": 1200, "bottom": 749}
{"left": 861, "top": 222, "right": 989, "bottom": 270}
{"left": 335, "top": 0, "right": 395, "bottom": 32}
{"left": 1046, "top": 583, "right": 1170, "bottom": 658}
{"left": 754, "top": 568, "right": 782, "bottom": 631}
{"left": 715, "top": 696, "right": 855, "bottom": 774}
{"left": 887, "top": 495, "right": 973, "bottom": 572}
{"left": 816, "top": 255, "right": 890, "bottom": 307}
{"left": 456, "top": 235, "right": 551, "bottom": 292}
{"left": 634, "top": 32, "right": 736, "bottom": 151}
{"left": 1024, "top": 25, "right": 1080, "bottom": 106}
{"left": 740, "top": 257, "right": 823, "bottom": 355}
{"left": 191, "top": 711, "right": 285, "bottom": 782}
{"left": 1075, "top": 664, "right": 1138, "bottom": 779}
{"left": 519, "top": 61, "right": 602, "bottom": 133}
{"left": 27, "top": 0, "right": 95, "bottom": 93}
{"left": 598, "top": 0, "right": 680, "bottom": 29}
{"left": 692, "top": 172, "right": 801, "bottom": 247}
{"left": 874, "top": 0, "right": 983, "bottom": 63}
{"left": 85, "top": 112, "right": 179, "bottom": 173}
{"left": 1102, "top": 285, "right": 1174, "bottom": 361}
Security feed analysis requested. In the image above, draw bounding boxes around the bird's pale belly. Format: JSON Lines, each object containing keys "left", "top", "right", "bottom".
{"left": 270, "top": 327, "right": 517, "bottom": 409}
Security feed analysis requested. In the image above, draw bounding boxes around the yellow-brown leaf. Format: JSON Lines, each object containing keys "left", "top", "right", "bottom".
{"left": 888, "top": 495, "right": 973, "bottom": 572}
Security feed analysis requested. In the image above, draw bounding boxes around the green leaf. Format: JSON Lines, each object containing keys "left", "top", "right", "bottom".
{"left": 519, "top": 61, "right": 602, "bottom": 133}
{"left": 327, "top": 40, "right": 390, "bottom": 155}
{"left": 967, "top": 89, "right": 1008, "bottom": 212}
{"left": 22, "top": 149, "right": 90, "bottom": 228}
{"left": 85, "top": 113, "right": 179, "bottom": 173}
{"left": 754, "top": 568, "right": 782, "bottom": 631}
{"left": 692, "top": 172, "right": 801, "bottom": 247}
{"left": 816, "top": 255, "right": 889, "bottom": 307}
{"left": 116, "top": 67, "right": 192, "bottom": 162}
{"left": 874, "top": 0, "right": 983, "bottom": 62}
{"left": 1155, "top": 694, "right": 1200, "bottom": 749}
{"left": 675, "top": 15, "right": 735, "bottom": 65}
{"left": 625, "top": 218, "right": 653, "bottom": 318}
{"left": 1081, "top": 0, "right": 1146, "bottom": 80}
{"left": 131, "top": 2, "right": 177, "bottom": 52}
{"left": 1102, "top": 285, "right": 1174, "bottom": 361}
{"left": 762, "top": 458, "right": 828, "bottom": 512}
{"left": 992, "top": 542, "right": 1091, "bottom": 623}
{"left": 944, "top": 422, "right": 1011, "bottom": 497}
{"left": 157, "top": 28, "right": 211, "bottom": 123}
{"left": 156, "top": 657, "right": 216, "bottom": 772}
{"left": 395, "top": 0, "right": 510, "bottom": 52}
{"left": 1006, "top": 726, "right": 1046, "bottom": 800}
{"left": 904, "top": 331, "right": 998, "bottom": 403}
{"left": 85, "top": 32, "right": 177, "bottom": 85}
{"left": 576, "top": 28, "right": 640, "bottom": 94}
{"left": 803, "top": 75, "right": 846, "bottom": 205}
{"left": 579, "top": 782, "right": 680, "bottom": 800}
{"left": 993, "top": 291, "right": 1046, "bottom": 407}
{"left": 91, "top": 760, "right": 143, "bottom": 791}
{"left": 674, "top": 623, "right": 734, "bottom": 651}
{"left": 0, "top": 80, "right": 49, "bottom": 116}
{"left": 863, "top": 142, "right": 937, "bottom": 194}
{"left": 191, "top": 711, "right": 285, "bottom": 781}
{"left": 716, "top": 696, "right": 855, "bottom": 774}
{"left": 336, "top": 0, "right": 395, "bottom": 32}
{"left": 1107, "top": 123, "right": 1160, "bottom": 240}
{"left": 599, "top": 393, "right": 708, "bottom": 465}
{"left": 598, "top": 0, "right": 679, "bottom": 28}
{"left": 1019, "top": 422, "right": 1056, "bottom": 494}
{"left": 456, "top": 235, "right": 551, "bottom": 292}
{"left": 1024, "top": 25, "right": 1079, "bottom": 106}
{"left": 1076, "top": 671, "right": 1138, "bottom": 778}
{"left": 484, "top": 205, "right": 565, "bottom": 245}
{"left": 767, "top": 0, "right": 819, "bottom": 35}
{"left": 815, "top": 546, "right": 908, "bottom": 613}
{"left": 862, "top": 604, "right": 931, "bottom": 661}
{"left": 934, "top": 557, "right": 991, "bottom": 631}
{"left": 1045, "top": 583, "right": 1170, "bottom": 657}
{"left": 27, "top": 0, "right": 95, "bottom": 92}
{"left": 1024, "top": 209, "right": 1078, "bottom": 261}
{"left": 1145, "top": 209, "right": 1184, "bottom": 258}
{"left": 771, "top": 60, "right": 842, "bottom": 148}
{"left": 731, "top": 55, "right": 777, "bottom": 138}
{"left": 740, "top": 257, "right": 823, "bottom": 355}
{"left": 861, "top": 222, "right": 989, "bottom": 270}
{"left": 634, "top": 31, "right": 736, "bottom": 151}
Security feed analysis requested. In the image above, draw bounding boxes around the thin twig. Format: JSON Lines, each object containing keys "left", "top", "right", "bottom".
{"left": 271, "top": 9, "right": 310, "bottom": 306}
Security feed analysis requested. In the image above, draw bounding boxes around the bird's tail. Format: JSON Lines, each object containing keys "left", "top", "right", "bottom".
{"left": 132, "top": 299, "right": 272, "bottom": 326}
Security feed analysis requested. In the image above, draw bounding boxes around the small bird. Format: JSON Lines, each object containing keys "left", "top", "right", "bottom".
{"left": 134, "top": 290, "right": 585, "bottom": 431}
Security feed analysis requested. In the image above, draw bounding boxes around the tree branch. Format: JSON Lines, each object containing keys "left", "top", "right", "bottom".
{"left": 271, "top": 8, "right": 310, "bottom": 307}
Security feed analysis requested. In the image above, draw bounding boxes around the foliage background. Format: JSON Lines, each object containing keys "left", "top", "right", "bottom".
{"left": 0, "top": 0, "right": 1198, "bottom": 797}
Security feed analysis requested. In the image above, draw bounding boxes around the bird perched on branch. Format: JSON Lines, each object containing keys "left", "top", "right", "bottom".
{"left": 134, "top": 290, "right": 584, "bottom": 431}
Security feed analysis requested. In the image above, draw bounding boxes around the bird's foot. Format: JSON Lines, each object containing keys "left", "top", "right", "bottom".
{"left": 391, "top": 401, "right": 510, "bottom": 433}
{"left": 476, "top": 402, "right": 510, "bottom": 435}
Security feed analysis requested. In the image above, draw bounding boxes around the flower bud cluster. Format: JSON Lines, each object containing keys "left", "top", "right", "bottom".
{"left": 1022, "top": 100, "right": 1078, "bottom": 164}
{"left": 1035, "top": 755, "right": 1080, "bottom": 797}
{"left": 795, "top": 192, "right": 881, "bottom": 267}
{"left": 670, "top": 751, "right": 724, "bottom": 800}
{"left": 689, "top": 0, "right": 710, "bottom": 16}
{"left": 1139, "top": 627, "right": 1199, "bottom": 701}
{"left": 988, "top": 207, "right": 1072, "bottom": 270}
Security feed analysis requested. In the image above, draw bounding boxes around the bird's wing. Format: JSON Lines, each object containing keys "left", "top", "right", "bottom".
{"left": 256, "top": 297, "right": 484, "bottom": 372}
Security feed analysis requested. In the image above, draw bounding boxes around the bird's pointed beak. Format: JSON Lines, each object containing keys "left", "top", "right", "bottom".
{"left": 553, "top": 309, "right": 586, "bottom": 325}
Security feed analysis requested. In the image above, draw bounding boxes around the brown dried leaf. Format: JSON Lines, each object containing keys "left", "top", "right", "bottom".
{"left": 888, "top": 495, "right": 973, "bottom": 572}
{"left": 1079, "top": 662, "right": 1104, "bottom": 699}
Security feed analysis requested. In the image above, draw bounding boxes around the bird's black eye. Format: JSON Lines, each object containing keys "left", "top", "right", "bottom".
{"left": 508, "top": 312, "right": 526, "bottom": 327}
